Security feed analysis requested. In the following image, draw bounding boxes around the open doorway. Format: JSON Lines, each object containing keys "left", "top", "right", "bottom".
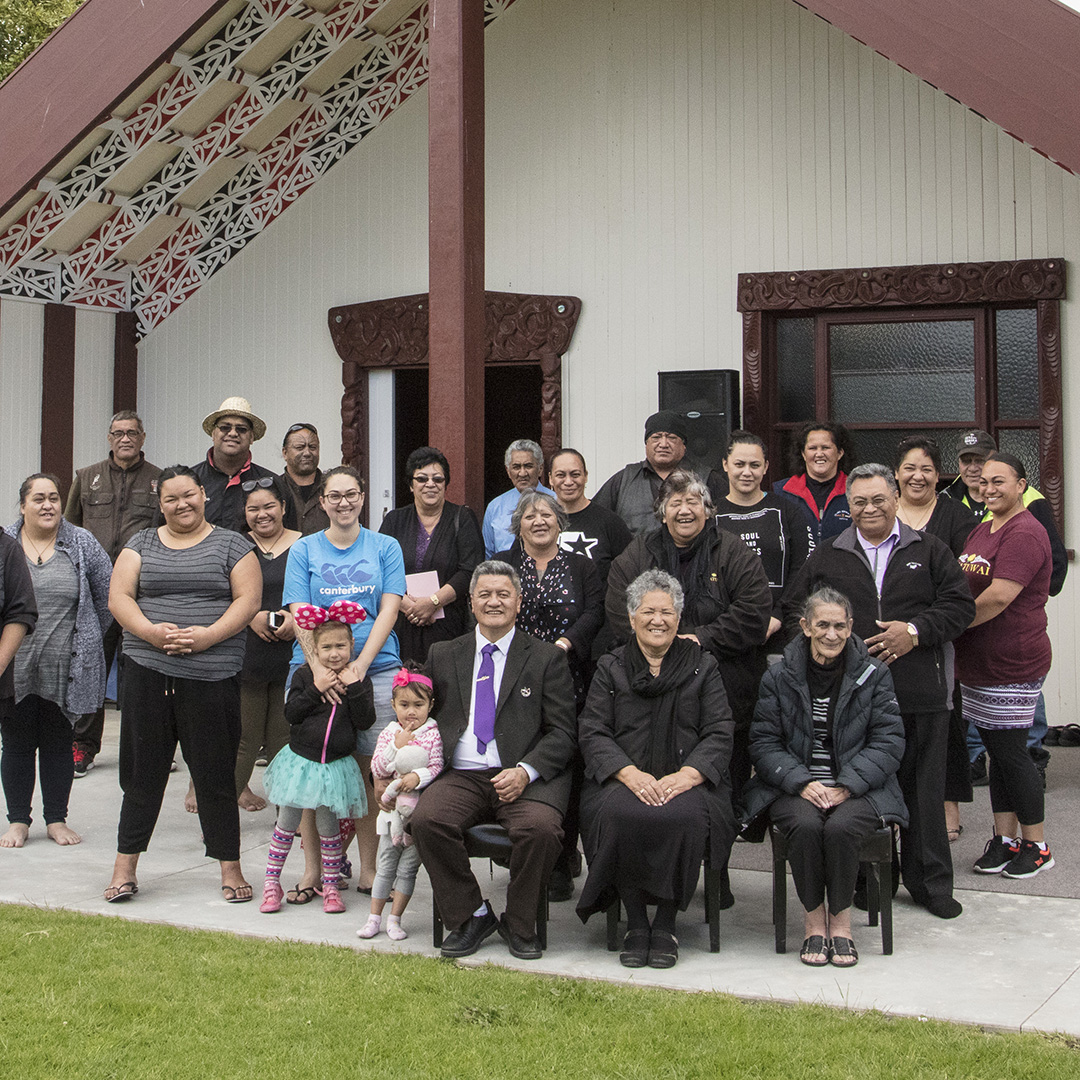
{"left": 392, "top": 362, "right": 545, "bottom": 513}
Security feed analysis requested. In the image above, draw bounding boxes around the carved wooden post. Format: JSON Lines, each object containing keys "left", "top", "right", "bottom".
{"left": 428, "top": 0, "right": 486, "bottom": 512}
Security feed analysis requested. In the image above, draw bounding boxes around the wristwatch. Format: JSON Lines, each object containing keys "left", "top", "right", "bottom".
{"left": 906, "top": 622, "right": 919, "bottom": 647}
{"left": 430, "top": 593, "right": 441, "bottom": 609}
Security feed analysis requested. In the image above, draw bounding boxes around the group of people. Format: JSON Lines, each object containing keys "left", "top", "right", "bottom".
{"left": 0, "top": 398, "right": 1061, "bottom": 972}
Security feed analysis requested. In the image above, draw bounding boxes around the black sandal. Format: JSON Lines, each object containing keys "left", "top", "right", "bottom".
{"left": 829, "top": 936, "right": 859, "bottom": 968}
{"left": 647, "top": 931, "right": 679, "bottom": 969}
{"left": 285, "top": 884, "right": 318, "bottom": 905}
{"left": 619, "top": 929, "right": 650, "bottom": 968}
{"left": 799, "top": 935, "right": 829, "bottom": 967}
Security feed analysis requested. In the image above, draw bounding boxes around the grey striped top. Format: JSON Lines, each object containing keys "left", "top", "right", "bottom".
{"left": 122, "top": 526, "right": 255, "bottom": 681}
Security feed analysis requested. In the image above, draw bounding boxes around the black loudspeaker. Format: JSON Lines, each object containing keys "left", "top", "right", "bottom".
{"left": 658, "top": 369, "right": 740, "bottom": 475}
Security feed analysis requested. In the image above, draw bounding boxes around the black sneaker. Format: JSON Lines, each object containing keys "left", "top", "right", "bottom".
{"left": 1002, "top": 839, "right": 1055, "bottom": 879}
{"left": 73, "top": 746, "right": 94, "bottom": 778}
{"left": 973, "top": 834, "right": 1020, "bottom": 874}
{"left": 970, "top": 751, "right": 989, "bottom": 787}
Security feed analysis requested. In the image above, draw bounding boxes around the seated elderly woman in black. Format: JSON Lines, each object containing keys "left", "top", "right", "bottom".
{"left": 743, "top": 586, "right": 906, "bottom": 968}
{"left": 576, "top": 569, "right": 734, "bottom": 970}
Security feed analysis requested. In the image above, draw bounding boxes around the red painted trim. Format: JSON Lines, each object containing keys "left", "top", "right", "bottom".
{"left": 0, "top": 0, "right": 234, "bottom": 217}
{"left": 799, "top": 0, "right": 1080, "bottom": 175}
{"left": 113, "top": 310, "right": 138, "bottom": 414}
{"left": 41, "top": 303, "right": 76, "bottom": 495}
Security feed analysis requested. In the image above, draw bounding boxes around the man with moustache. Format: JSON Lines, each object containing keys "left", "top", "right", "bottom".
{"left": 278, "top": 422, "right": 329, "bottom": 535}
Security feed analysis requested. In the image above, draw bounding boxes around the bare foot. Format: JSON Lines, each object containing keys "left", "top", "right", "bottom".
{"left": 185, "top": 781, "right": 198, "bottom": 814}
{"left": 237, "top": 787, "right": 267, "bottom": 812}
{"left": 47, "top": 822, "right": 82, "bottom": 845}
{"left": 0, "top": 823, "right": 30, "bottom": 848}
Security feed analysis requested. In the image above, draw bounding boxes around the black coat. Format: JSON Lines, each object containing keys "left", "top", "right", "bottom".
{"left": 283, "top": 664, "right": 375, "bottom": 763}
{"left": 425, "top": 629, "right": 577, "bottom": 813}
{"left": 742, "top": 635, "right": 908, "bottom": 837}
{"left": 379, "top": 501, "right": 484, "bottom": 664}
{"left": 606, "top": 524, "right": 772, "bottom": 728}
{"left": 781, "top": 522, "right": 975, "bottom": 715}
{"left": 578, "top": 645, "right": 737, "bottom": 864}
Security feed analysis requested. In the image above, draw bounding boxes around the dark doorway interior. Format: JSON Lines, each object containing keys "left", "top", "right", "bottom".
{"left": 392, "top": 362, "right": 544, "bottom": 514}
{"left": 483, "top": 363, "right": 543, "bottom": 509}
{"left": 393, "top": 367, "right": 429, "bottom": 510}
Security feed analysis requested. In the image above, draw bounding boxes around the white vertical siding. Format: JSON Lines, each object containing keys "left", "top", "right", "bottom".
{"left": 135, "top": 0, "right": 1080, "bottom": 714}
{"left": 72, "top": 310, "right": 115, "bottom": 473}
{"left": 0, "top": 299, "right": 43, "bottom": 508}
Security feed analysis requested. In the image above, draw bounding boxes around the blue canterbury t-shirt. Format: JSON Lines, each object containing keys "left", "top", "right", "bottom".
{"left": 282, "top": 528, "right": 407, "bottom": 673}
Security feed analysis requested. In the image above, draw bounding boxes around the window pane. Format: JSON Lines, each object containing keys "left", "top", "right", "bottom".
{"left": 847, "top": 428, "right": 974, "bottom": 474}
{"left": 777, "top": 318, "right": 815, "bottom": 422}
{"left": 996, "top": 309, "right": 1038, "bottom": 420}
{"left": 997, "top": 429, "right": 1041, "bottom": 490}
{"left": 829, "top": 321, "right": 975, "bottom": 423}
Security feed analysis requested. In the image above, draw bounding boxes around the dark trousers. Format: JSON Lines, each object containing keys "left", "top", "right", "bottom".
{"left": 1, "top": 695, "right": 74, "bottom": 826}
{"left": 981, "top": 727, "right": 1044, "bottom": 825}
{"left": 117, "top": 661, "right": 241, "bottom": 861}
{"left": 410, "top": 768, "right": 563, "bottom": 939}
{"left": 897, "top": 709, "right": 953, "bottom": 904}
{"left": 73, "top": 618, "right": 123, "bottom": 757}
{"left": 769, "top": 794, "right": 881, "bottom": 915}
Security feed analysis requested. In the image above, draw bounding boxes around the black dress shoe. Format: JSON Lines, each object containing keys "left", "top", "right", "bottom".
{"left": 547, "top": 867, "right": 574, "bottom": 902}
{"left": 440, "top": 907, "right": 499, "bottom": 958}
{"left": 497, "top": 916, "right": 543, "bottom": 959}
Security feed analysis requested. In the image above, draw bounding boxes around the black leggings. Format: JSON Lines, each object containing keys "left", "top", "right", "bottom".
{"left": 116, "top": 662, "right": 241, "bottom": 860}
{"left": 980, "top": 727, "right": 1044, "bottom": 826}
{"left": 1, "top": 695, "right": 74, "bottom": 826}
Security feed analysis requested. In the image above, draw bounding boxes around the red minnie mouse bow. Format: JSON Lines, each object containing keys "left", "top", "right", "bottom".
{"left": 293, "top": 600, "right": 367, "bottom": 630}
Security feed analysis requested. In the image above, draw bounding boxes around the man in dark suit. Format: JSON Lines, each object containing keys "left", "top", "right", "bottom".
{"left": 409, "top": 560, "right": 577, "bottom": 960}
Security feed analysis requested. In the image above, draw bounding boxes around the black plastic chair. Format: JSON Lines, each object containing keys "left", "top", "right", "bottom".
{"left": 605, "top": 859, "right": 722, "bottom": 953}
{"left": 431, "top": 823, "right": 549, "bottom": 949}
{"left": 769, "top": 822, "right": 894, "bottom": 954}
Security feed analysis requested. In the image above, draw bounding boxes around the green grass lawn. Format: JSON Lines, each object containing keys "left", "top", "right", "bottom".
{"left": 1, "top": 904, "right": 1077, "bottom": 1079}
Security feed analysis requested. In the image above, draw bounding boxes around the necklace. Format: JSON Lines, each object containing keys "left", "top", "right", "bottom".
{"left": 253, "top": 533, "right": 285, "bottom": 559}
{"left": 24, "top": 534, "right": 55, "bottom": 565}
{"left": 899, "top": 499, "right": 935, "bottom": 532}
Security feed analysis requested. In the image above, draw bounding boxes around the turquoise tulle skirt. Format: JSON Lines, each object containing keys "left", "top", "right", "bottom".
{"left": 263, "top": 746, "right": 367, "bottom": 819}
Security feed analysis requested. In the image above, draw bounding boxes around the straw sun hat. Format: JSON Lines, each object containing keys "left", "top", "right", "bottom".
{"left": 201, "top": 396, "right": 267, "bottom": 441}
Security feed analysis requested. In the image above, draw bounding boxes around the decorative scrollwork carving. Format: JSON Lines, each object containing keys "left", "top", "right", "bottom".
{"left": 1036, "top": 298, "right": 1064, "bottom": 537}
{"left": 737, "top": 259, "right": 1065, "bottom": 311}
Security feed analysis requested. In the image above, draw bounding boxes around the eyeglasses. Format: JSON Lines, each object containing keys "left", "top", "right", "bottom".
{"left": 216, "top": 423, "right": 251, "bottom": 435}
{"left": 324, "top": 489, "right": 363, "bottom": 505}
{"left": 413, "top": 474, "right": 447, "bottom": 486}
{"left": 241, "top": 477, "right": 276, "bottom": 493}
{"left": 849, "top": 495, "right": 893, "bottom": 510}
{"left": 108, "top": 429, "right": 141, "bottom": 441}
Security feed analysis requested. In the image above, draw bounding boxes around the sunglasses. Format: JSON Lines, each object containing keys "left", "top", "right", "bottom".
{"left": 217, "top": 423, "right": 251, "bottom": 435}
{"left": 241, "top": 477, "right": 277, "bottom": 493}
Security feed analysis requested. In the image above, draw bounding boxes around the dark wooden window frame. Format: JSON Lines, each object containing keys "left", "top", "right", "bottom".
{"left": 738, "top": 258, "right": 1066, "bottom": 538}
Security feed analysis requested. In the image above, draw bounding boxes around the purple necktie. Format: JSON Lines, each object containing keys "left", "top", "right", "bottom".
{"left": 475, "top": 642, "right": 498, "bottom": 753}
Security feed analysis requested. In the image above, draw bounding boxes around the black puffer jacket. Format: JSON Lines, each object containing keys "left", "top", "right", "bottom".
{"left": 283, "top": 664, "right": 376, "bottom": 763}
{"left": 742, "top": 635, "right": 908, "bottom": 837}
{"left": 781, "top": 522, "right": 974, "bottom": 715}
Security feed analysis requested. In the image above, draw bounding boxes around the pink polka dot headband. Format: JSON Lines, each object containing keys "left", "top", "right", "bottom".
{"left": 293, "top": 601, "right": 367, "bottom": 630}
{"left": 392, "top": 668, "right": 433, "bottom": 692}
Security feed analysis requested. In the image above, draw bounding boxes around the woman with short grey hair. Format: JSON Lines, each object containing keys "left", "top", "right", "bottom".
{"left": 577, "top": 569, "right": 734, "bottom": 969}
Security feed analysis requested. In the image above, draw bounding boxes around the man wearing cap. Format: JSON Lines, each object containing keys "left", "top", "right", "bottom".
{"left": 65, "top": 409, "right": 162, "bottom": 776}
{"left": 943, "top": 429, "right": 1067, "bottom": 783}
{"left": 481, "top": 439, "right": 554, "bottom": 558}
{"left": 592, "top": 411, "right": 689, "bottom": 535}
{"left": 192, "top": 397, "right": 289, "bottom": 532}
{"left": 278, "top": 423, "right": 329, "bottom": 535}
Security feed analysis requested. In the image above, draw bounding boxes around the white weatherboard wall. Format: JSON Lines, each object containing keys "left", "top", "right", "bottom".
{"left": 0, "top": 299, "right": 44, "bottom": 512}
{"left": 136, "top": 0, "right": 1080, "bottom": 714}
{"left": 72, "top": 310, "right": 116, "bottom": 470}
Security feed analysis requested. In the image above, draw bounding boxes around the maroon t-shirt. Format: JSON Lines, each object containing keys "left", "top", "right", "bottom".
{"left": 956, "top": 512, "right": 1051, "bottom": 687}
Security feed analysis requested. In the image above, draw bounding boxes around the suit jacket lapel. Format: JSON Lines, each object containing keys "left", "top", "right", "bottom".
{"left": 496, "top": 631, "right": 529, "bottom": 718}
{"left": 453, "top": 632, "right": 475, "bottom": 728}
